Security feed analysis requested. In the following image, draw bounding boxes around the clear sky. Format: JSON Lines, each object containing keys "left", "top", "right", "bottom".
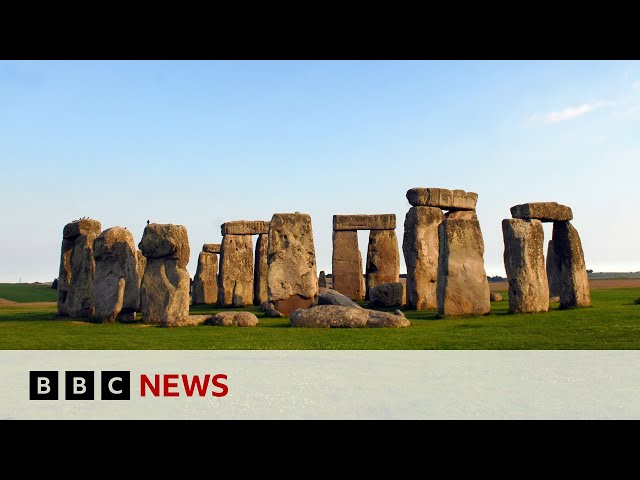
{"left": 1, "top": 60, "right": 639, "bottom": 283}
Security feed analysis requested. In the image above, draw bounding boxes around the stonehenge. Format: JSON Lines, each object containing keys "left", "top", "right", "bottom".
{"left": 267, "top": 212, "right": 318, "bottom": 315}
{"left": 192, "top": 244, "right": 220, "bottom": 305}
{"left": 57, "top": 219, "right": 102, "bottom": 318}
{"left": 331, "top": 214, "right": 399, "bottom": 301}
{"left": 139, "top": 223, "right": 191, "bottom": 326}
{"left": 92, "top": 226, "right": 141, "bottom": 322}
{"left": 502, "top": 202, "right": 590, "bottom": 312}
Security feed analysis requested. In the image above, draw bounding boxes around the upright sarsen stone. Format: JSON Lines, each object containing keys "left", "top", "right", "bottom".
{"left": 218, "top": 235, "right": 254, "bottom": 307}
{"left": 253, "top": 233, "right": 269, "bottom": 306}
{"left": 502, "top": 219, "right": 549, "bottom": 313}
{"left": 403, "top": 206, "right": 443, "bottom": 310}
{"left": 365, "top": 230, "right": 400, "bottom": 299}
{"left": 267, "top": 213, "right": 318, "bottom": 315}
{"left": 139, "top": 223, "right": 191, "bottom": 326}
{"left": 57, "top": 219, "right": 102, "bottom": 318}
{"left": 332, "top": 230, "right": 365, "bottom": 300}
{"left": 192, "top": 250, "right": 219, "bottom": 305}
{"left": 436, "top": 219, "right": 490, "bottom": 316}
{"left": 546, "top": 240, "right": 561, "bottom": 298}
{"left": 551, "top": 221, "right": 591, "bottom": 308}
{"left": 93, "top": 226, "right": 141, "bottom": 322}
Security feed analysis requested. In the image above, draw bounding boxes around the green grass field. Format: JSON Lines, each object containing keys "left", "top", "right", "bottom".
{"left": 0, "top": 284, "right": 638, "bottom": 349}
{"left": 0, "top": 283, "right": 57, "bottom": 303}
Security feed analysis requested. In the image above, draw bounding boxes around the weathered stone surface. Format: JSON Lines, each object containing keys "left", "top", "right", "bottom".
{"left": 510, "top": 202, "right": 573, "bottom": 222}
{"left": 138, "top": 223, "right": 190, "bottom": 268}
{"left": 260, "top": 301, "right": 284, "bottom": 318}
{"left": 403, "top": 206, "right": 443, "bottom": 310}
{"left": 333, "top": 214, "right": 396, "bottom": 231}
{"left": 57, "top": 219, "right": 102, "bottom": 317}
{"left": 253, "top": 233, "right": 268, "bottom": 306}
{"left": 202, "top": 243, "right": 221, "bottom": 254}
{"left": 62, "top": 219, "right": 102, "bottom": 239}
{"left": 170, "top": 314, "right": 210, "bottom": 327}
{"left": 331, "top": 230, "right": 365, "bottom": 300}
{"left": 318, "top": 271, "right": 327, "bottom": 288}
{"left": 502, "top": 219, "right": 549, "bottom": 313}
{"left": 267, "top": 213, "right": 318, "bottom": 315}
{"left": 290, "top": 305, "right": 410, "bottom": 328}
{"left": 218, "top": 234, "right": 254, "bottom": 307}
{"left": 546, "top": 240, "right": 561, "bottom": 298}
{"left": 220, "top": 220, "right": 269, "bottom": 236}
{"left": 406, "top": 188, "right": 478, "bottom": 211}
{"left": 490, "top": 292, "right": 503, "bottom": 302}
{"left": 93, "top": 227, "right": 140, "bottom": 322}
{"left": 551, "top": 221, "right": 591, "bottom": 308}
{"left": 446, "top": 210, "right": 477, "bottom": 220}
{"left": 203, "top": 311, "right": 259, "bottom": 327}
{"left": 139, "top": 224, "right": 191, "bottom": 326}
{"left": 369, "top": 282, "right": 404, "bottom": 307}
{"left": 365, "top": 230, "right": 400, "bottom": 299}
{"left": 136, "top": 250, "right": 146, "bottom": 286}
{"left": 318, "top": 287, "right": 362, "bottom": 308}
{"left": 192, "top": 251, "right": 218, "bottom": 305}
{"left": 437, "top": 219, "right": 490, "bottom": 316}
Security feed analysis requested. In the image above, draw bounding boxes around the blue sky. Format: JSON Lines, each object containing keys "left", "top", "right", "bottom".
{"left": 1, "top": 60, "right": 639, "bottom": 283}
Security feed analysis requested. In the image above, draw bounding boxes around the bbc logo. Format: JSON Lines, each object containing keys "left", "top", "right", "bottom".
{"left": 29, "top": 371, "right": 131, "bottom": 400}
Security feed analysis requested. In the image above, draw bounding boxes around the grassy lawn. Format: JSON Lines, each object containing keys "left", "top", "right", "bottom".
{"left": 0, "top": 283, "right": 57, "bottom": 303}
{"left": 0, "top": 287, "right": 638, "bottom": 350}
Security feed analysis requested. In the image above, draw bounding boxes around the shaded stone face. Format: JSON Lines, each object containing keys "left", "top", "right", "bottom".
{"left": 365, "top": 230, "right": 400, "bottom": 299}
{"left": 138, "top": 223, "right": 190, "bottom": 268}
{"left": 333, "top": 214, "right": 396, "bottom": 231}
{"left": 220, "top": 220, "right": 270, "bottom": 236}
{"left": 502, "top": 219, "right": 549, "bottom": 313}
{"left": 369, "top": 282, "right": 404, "bottom": 307}
{"left": 510, "top": 202, "right": 573, "bottom": 222}
{"left": 135, "top": 250, "right": 147, "bottom": 287}
{"left": 403, "top": 206, "right": 443, "bottom": 310}
{"left": 331, "top": 230, "right": 365, "bottom": 300}
{"left": 139, "top": 223, "right": 191, "bottom": 326}
{"left": 267, "top": 212, "right": 318, "bottom": 315}
{"left": 289, "top": 305, "right": 409, "bottom": 328}
{"left": 202, "top": 243, "right": 221, "bottom": 254}
{"left": 406, "top": 188, "right": 478, "bottom": 211}
{"left": 551, "top": 221, "right": 591, "bottom": 308}
{"left": 192, "top": 251, "right": 219, "bottom": 305}
{"left": 253, "top": 233, "right": 268, "bottom": 306}
{"left": 318, "top": 271, "right": 327, "bottom": 288}
{"left": 436, "top": 218, "right": 490, "bottom": 316}
{"left": 93, "top": 227, "right": 141, "bottom": 322}
{"left": 546, "top": 240, "right": 561, "bottom": 298}
{"left": 57, "top": 219, "right": 102, "bottom": 318}
{"left": 218, "top": 234, "right": 254, "bottom": 307}
{"left": 445, "top": 210, "right": 477, "bottom": 220}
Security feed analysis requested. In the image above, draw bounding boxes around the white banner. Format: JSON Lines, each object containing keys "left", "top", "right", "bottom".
{"left": 1, "top": 350, "right": 639, "bottom": 419}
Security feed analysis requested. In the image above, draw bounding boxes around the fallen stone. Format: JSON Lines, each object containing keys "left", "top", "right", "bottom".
{"left": 218, "top": 234, "right": 254, "bottom": 306}
{"left": 365, "top": 230, "right": 400, "bottom": 298}
{"left": 267, "top": 213, "right": 318, "bottom": 315}
{"left": 318, "top": 287, "right": 362, "bottom": 308}
{"left": 220, "top": 220, "right": 270, "bottom": 236}
{"left": 290, "top": 305, "right": 409, "bottom": 328}
{"left": 394, "top": 309, "right": 405, "bottom": 317}
{"left": 406, "top": 188, "right": 478, "bottom": 211}
{"left": 331, "top": 230, "right": 365, "bottom": 300}
{"left": 192, "top": 251, "right": 219, "bottom": 305}
{"left": 490, "top": 293, "right": 503, "bottom": 302}
{"left": 502, "top": 219, "right": 549, "bottom": 313}
{"left": 253, "top": 233, "right": 268, "bottom": 306}
{"left": 203, "top": 311, "right": 259, "bottom": 327}
{"left": 510, "top": 202, "right": 573, "bottom": 222}
{"left": 333, "top": 214, "right": 396, "bottom": 231}
{"left": 202, "top": 243, "right": 221, "bottom": 254}
{"left": 168, "top": 314, "right": 210, "bottom": 327}
{"left": 403, "top": 206, "right": 443, "bottom": 310}
{"left": 551, "top": 221, "right": 591, "bottom": 308}
{"left": 437, "top": 219, "right": 490, "bottom": 316}
{"left": 260, "top": 301, "right": 284, "bottom": 318}
{"left": 369, "top": 282, "right": 404, "bottom": 307}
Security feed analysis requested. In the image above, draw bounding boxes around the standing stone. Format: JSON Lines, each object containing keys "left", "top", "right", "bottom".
{"left": 403, "top": 206, "right": 443, "bottom": 310}
{"left": 551, "top": 221, "right": 591, "bottom": 308}
{"left": 267, "top": 213, "right": 318, "bottom": 315}
{"left": 318, "top": 271, "right": 327, "bottom": 288}
{"left": 502, "top": 219, "right": 549, "bottom": 313}
{"left": 57, "top": 219, "right": 102, "bottom": 318}
{"left": 192, "top": 250, "right": 219, "bottom": 305}
{"left": 437, "top": 219, "right": 490, "bottom": 316}
{"left": 332, "top": 230, "right": 365, "bottom": 300}
{"left": 93, "top": 226, "right": 141, "bottom": 322}
{"left": 365, "top": 230, "right": 400, "bottom": 299}
{"left": 546, "top": 240, "right": 561, "bottom": 298}
{"left": 139, "top": 223, "right": 191, "bottom": 326}
{"left": 218, "top": 235, "right": 254, "bottom": 307}
{"left": 253, "top": 233, "right": 268, "bottom": 306}
{"left": 135, "top": 250, "right": 147, "bottom": 286}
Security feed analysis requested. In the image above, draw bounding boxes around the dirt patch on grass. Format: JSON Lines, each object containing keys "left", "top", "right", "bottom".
{"left": 489, "top": 278, "right": 640, "bottom": 291}
{"left": 0, "top": 298, "right": 18, "bottom": 305}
